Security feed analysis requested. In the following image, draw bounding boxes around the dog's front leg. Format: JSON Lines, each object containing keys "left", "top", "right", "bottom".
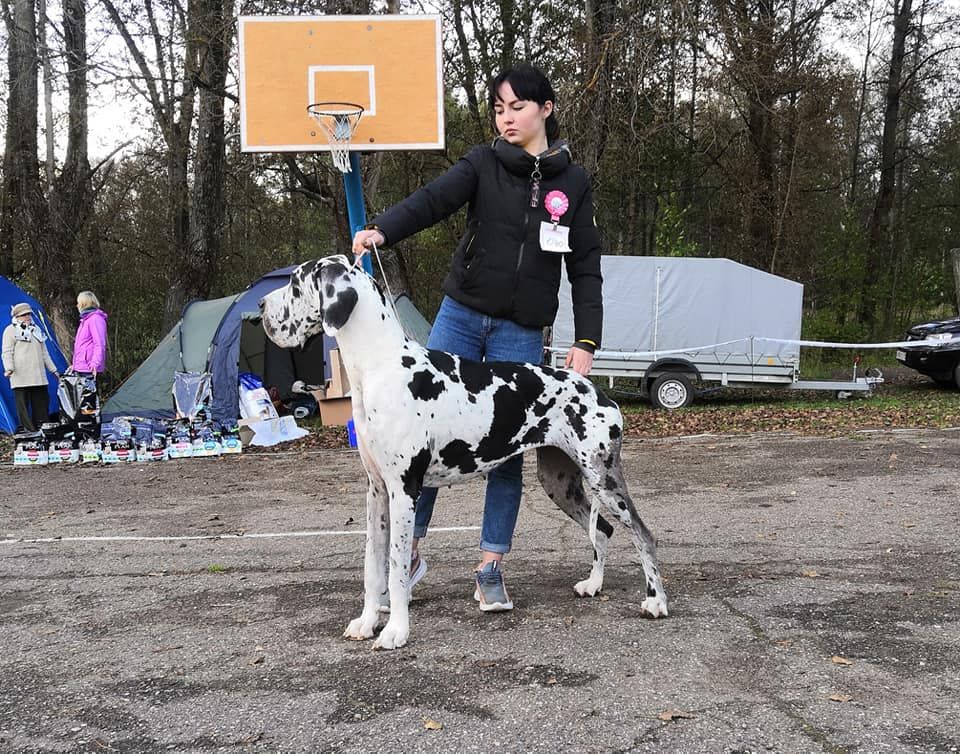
{"left": 372, "top": 482, "right": 417, "bottom": 650}
{"left": 343, "top": 472, "right": 389, "bottom": 641}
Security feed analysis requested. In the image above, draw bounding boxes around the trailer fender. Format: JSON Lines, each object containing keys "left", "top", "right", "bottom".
{"left": 644, "top": 358, "right": 701, "bottom": 385}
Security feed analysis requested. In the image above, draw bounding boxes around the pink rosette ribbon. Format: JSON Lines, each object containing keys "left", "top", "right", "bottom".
{"left": 544, "top": 190, "right": 570, "bottom": 223}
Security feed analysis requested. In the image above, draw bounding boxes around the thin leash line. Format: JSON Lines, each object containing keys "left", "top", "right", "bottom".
{"left": 352, "top": 242, "right": 401, "bottom": 323}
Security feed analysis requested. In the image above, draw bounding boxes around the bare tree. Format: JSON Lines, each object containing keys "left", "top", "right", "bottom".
{"left": 2, "top": 0, "right": 93, "bottom": 348}
{"left": 101, "top": 0, "right": 199, "bottom": 330}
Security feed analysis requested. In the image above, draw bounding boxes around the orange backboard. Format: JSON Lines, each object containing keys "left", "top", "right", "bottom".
{"left": 238, "top": 15, "right": 444, "bottom": 153}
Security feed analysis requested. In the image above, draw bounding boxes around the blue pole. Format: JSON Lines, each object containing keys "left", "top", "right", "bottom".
{"left": 343, "top": 152, "right": 373, "bottom": 276}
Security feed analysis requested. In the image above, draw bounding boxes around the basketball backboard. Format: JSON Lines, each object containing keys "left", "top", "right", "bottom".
{"left": 238, "top": 15, "right": 444, "bottom": 153}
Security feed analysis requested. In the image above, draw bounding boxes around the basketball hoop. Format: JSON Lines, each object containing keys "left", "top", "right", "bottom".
{"left": 307, "top": 102, "right": 364, "bottom": 173}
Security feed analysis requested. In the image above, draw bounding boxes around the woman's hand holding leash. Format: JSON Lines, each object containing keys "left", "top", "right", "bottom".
{"left": 352, "top": 229, "right": 385, "bottom": 259}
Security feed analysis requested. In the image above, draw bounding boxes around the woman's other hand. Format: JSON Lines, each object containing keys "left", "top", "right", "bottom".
{"left": 564, "top": 347, "right": 594, "bottom": 376}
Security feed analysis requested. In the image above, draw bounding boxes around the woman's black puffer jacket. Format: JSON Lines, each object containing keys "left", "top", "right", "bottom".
{"left": 371, "top": 138, "right": 603, "bottom": 348}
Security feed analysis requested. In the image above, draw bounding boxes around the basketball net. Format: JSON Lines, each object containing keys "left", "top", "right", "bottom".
{"left": 307, "top": 102, "right": 364, "bottom": 173}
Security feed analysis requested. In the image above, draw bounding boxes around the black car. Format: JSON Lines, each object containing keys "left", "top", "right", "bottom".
{"left": 896, "top": 316, "right": 960, "bottom": 387}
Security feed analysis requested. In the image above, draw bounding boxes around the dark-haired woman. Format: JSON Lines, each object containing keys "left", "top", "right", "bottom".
{"left": 352, "top": 63, "right": 603, "bottom": 613}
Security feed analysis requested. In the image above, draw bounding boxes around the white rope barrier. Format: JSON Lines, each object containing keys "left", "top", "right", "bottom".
{"left": 546, "top": 335, "right": 946, "bottom": 359}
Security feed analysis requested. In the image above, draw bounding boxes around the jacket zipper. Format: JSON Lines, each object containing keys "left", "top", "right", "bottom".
{"left": 512, "top": 157, "right": 541, "bottom": 308}
{"left": 463, "top": 229, "right": 477, "bottom": 269}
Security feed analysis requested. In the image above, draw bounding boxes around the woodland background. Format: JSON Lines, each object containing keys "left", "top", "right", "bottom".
{"left": 1, "top": 0, "right": 959, "bottom": 390}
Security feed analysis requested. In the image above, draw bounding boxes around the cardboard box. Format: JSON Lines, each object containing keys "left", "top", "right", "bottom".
{"left": 318, "top": 396, "right": 352, "bottom": 426}
{"left": 327, "top": 348, "right": 351, "bottom": 398}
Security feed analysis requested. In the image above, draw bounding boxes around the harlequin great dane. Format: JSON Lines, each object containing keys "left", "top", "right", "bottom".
{"left": 260, "top": 255, "right": 668, "bottom": 649}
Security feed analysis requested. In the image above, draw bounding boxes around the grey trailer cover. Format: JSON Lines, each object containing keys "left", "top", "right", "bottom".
{"left": 553, "top": 256, "right": 803, "bottom": 359}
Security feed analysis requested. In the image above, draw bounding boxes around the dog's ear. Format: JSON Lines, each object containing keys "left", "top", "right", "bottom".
{"left": 318, "top": 260, "right": 358, "bottom": 334}
{"left": 322, "top": 287, "right": 358, "bottom": 334}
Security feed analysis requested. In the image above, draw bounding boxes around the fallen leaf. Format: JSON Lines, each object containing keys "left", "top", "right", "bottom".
{"left": 599, "top": 595, "right": 610, "bottom": 602}
{"left": 831, "top": 655, "right": 853, "bottom": 666}
{"left": 237, "top": 732, "right": 263, "bottom": 744}
{"left": 563, "top": 616, "right": 574, "bottom": 626}
{"left": 829, "top": 693, "right": 853, "bottom": 703}
{"left": 775, "top": 639, "right": 793, "bottom": 647}
{"left": 658, "top": 708, "right": 695, "bottom": 721}
{"left": 801, "top": 570, "right": 819, "bottom": 578}
{"left": 904, "top": 522, "right": 916, "bottom": 528}
{"left": 546, "top": 676, "right": 558, "bottom": 685}
{"left": 423, "top": 718, "right": 443, "bottom": 731}
{"left": 248, "top": 655, "right": 264, "bottom": 665}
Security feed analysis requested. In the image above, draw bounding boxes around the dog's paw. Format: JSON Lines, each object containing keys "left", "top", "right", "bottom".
{"left": 343, "top": 614, "right": 379, "bottom": 640}
{"left": 573, "top": 576, "right": 604, "bottom": 597}
{"left": 372, "top": 620, "right": 409, "bottom": 650}
{"left": 639, "top": 595, "right": 668, "bottom": 618}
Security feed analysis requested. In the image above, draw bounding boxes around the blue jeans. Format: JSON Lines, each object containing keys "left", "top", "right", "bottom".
{"left": 414, "top": 296, "right": 544, "bottom": 553}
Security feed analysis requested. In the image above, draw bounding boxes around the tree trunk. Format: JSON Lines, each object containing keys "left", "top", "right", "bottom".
{"left": 184, "top": 0, "right": 235, "bottom": 320}
{"left": 862, "top": 0, "right": 912, "bottom": 333}
{"left": 1, "top": 0, "right": 21, "bottom": 277}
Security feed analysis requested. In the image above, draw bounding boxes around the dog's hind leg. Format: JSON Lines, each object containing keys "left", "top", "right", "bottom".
{"left": 579, "top": 448, "right": 669, "bottom": 618}
{"left": 343, "top": 470, "right": 389, "bottom": 641}
{"left": 537, "top": 446, "right": 613, "bottom": 597}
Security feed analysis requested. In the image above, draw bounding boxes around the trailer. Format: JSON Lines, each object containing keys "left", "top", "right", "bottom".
{"left": 550, "top": 256, "right": 882, "bottom": 409}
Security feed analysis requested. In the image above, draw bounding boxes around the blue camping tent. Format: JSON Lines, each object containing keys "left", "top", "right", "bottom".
{"left": 103, "top": 265, "right": 432, "bottom": 426}
{"left": 0, "top": 276, "right": 70, "bottom": 434}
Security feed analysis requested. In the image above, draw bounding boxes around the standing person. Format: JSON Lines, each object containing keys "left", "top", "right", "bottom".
{"left": 2, "top": 303, "right": 60, "bottom": 432}
{"left": 72, "top": 291, "right": 108, "bottom": 377}
{"left": 352, "top": 63, "right": 603, "bottom": 612}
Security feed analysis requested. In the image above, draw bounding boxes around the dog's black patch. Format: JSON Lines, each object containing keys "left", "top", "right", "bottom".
{"left": 324, "top": 288, "right": 358, "bottom": 331}
{"left": 533, "top": 396, "right": 556, "bottom": 417}
{"left": 459, "top": 359, "right": 496, "bottom": 394}
{"left": 408, "top": 370, "right": 446, "bottom": 401}
{"left": 400, "top": 448, "right": 432, "bottom": 501}
{"left": 401, "top": 356, "right": 416, "bottom": 368}
{"left": 596, "top": 389, "right": 616, "bottom": 408}
{"left": 609, "top": 424, "right": 621, "bottom": 440}
{"left": 439, "top": 439, "right": 478, "bottom": 474}
{"left": 574, "top": 381, "right": 590, "bottom": 395}
{"left": 325, "top": 284, "right": 335, "bottom": 298}
{"left": 476, "top": 385, "right": 527, "bottom": 461}
{"left": 520, "top": 418, "right": 550, "bottom": 446}
{"left": 564, "top": 404, "right": 588, "bottom": 441}
{"left": 427, "top": 350, "right": 457, "bottom": 378}
{"left": 597, "top": 515, "right": 614, "bottom": 539}
{"left": 604, "top": 475, "right": 618, "bottom": 491}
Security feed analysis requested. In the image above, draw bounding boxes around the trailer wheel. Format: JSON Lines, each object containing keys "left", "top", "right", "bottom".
{"left": 650, "top": 374, "right": 694, "bottom": 410}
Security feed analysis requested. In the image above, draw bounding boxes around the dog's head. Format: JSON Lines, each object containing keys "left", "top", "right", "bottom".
{"left": 260, "top": 255, "right": 363, "bottom": 348}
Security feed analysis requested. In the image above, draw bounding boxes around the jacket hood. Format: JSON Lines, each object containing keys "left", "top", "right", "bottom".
{"left": 81, "top": 308, "right": 108, "bottom": 324}
{"left": 492, "top": 138, "right": 572, "bottom": 178}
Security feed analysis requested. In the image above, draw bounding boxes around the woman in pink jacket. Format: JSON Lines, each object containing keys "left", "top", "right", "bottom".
{"left": 73, "top": 291, "right": 108, "bottom": 376}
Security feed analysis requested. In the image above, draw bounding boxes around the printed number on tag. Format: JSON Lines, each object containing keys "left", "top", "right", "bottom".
{"left": 540, "top": 221, "right": 571, "bottom": 253}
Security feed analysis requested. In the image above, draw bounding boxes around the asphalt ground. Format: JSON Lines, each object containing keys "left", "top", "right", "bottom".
{"left": 1, "top": 430, "right": 958, "bottom": 753}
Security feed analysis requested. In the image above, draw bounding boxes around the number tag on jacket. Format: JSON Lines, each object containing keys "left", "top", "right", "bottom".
{"left": 539, "top": 221, "right": 571, "bottom": 253}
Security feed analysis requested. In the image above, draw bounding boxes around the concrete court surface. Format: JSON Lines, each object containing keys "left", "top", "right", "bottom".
{"left": 0, "top": 430, "right": 958, "bottom": 753}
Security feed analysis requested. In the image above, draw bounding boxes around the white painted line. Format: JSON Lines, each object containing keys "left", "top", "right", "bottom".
{"left": 0, "top": 525, "right": 481, "bottom": 546}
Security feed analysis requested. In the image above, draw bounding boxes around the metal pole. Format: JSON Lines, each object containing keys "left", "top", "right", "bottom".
{"left": 342, "top": 152, "right": 373, "bottom": 276}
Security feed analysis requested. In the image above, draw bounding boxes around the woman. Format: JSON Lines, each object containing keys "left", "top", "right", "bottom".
{"left": 72, "top": 290, "right": 108, "bottom": 377}
{"left": 2, "top": 303, "right": 60, "bottom": 432}
{"left": 352, "top": 63, "right": 603, "bottom": 612}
